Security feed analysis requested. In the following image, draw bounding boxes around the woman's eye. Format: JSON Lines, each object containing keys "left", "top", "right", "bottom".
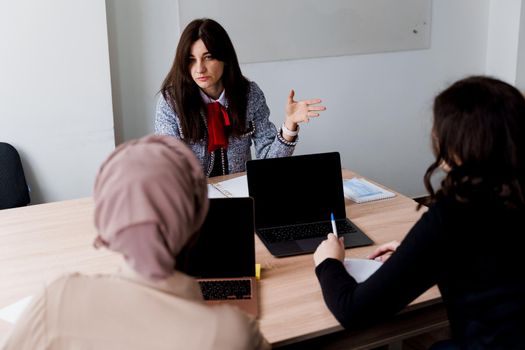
{"left": 204, "top": 55, "right": 213, "bottom": 61}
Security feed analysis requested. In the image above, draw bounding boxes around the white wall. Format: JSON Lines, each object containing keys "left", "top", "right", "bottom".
{"left": 107, "top": 0, "right": 492, "bottom": 198}
{"left": 0, "top": 0, "right": 115, "bottom": 204}
{"left": 486, "top": 0, "right": 522, "bottom": 83}
{"left": 106, "top": 0, "right": 177, "bottom": 144}
{"left": 514, "top": 1, "right": 525, "bottom": 90}
{"left": 484, "top": 0, "right": 525, "bottom": 91}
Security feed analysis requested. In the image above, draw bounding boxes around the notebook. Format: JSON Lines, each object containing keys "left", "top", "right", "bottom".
{"left": 343, "top": 177, "right": 396, "bottom": 203}
{"left": 176, "top": 197, "right": 259, "bottom": 317}
{"left": 246, "top": 152, "right": 373, "bottom": 257}
{"left": 207, "top": 175, "right": 249, "bottom": 198}
{"left": 343, "top": 258, "right": 382, "bottom": 283}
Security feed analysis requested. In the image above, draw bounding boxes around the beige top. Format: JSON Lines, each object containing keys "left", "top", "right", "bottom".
{"left": 1, "top": 265, "right": 269, "bottom": 350}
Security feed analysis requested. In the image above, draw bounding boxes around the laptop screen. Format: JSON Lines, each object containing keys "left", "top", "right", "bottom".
{"left": 176, "top": 197, "right": 256, "bottom": 278}
{"left": 247, "top": 152, "right": 346, "bottom": 229}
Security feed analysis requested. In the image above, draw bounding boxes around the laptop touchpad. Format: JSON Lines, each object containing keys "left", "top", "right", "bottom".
{"left": 297, "top": 237, "right": 324, "bottom": 252}
{"left": 270, "top": 240, "right": 302, "bottom": 257}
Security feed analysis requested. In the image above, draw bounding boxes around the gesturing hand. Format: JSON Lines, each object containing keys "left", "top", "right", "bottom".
{"left": 285, "top": 89, "right": 326, "bottom": 128}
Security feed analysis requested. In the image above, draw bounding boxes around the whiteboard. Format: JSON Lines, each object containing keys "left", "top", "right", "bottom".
{"left": 178, "top": 0, "right": 432, "bottom": 63}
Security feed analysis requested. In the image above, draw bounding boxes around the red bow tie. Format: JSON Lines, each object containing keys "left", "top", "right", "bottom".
{"left": 206, "top": 102, "right": 231, "bottom": 153}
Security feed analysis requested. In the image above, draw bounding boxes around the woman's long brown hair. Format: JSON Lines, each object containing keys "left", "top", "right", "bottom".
{"left": 160, "top": 18, "right": 249, "bottom": 141}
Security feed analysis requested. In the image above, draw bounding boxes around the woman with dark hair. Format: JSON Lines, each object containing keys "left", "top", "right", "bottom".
{"left": 155, "top": 18, "right": 326, "bottom": 176}
{"left": 313, "top": 76, "right": 525, "bottom": 349}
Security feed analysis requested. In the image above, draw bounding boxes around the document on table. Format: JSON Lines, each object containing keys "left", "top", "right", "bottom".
{"left": 343, "top": 178, "right": 395, "bottom": 203}
{"left": 343, "top": 258, "right": 382, "bottom": 283}
{"left": 207, "top": 184, "right": 227, "bottom": 198}
{"left": 208, "top": 175, "right": 249, "bottom": 198}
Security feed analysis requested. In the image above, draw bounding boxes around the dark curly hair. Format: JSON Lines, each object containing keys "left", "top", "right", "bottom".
{"left": 424, "top": 76, "right": 525, "bottom": 209}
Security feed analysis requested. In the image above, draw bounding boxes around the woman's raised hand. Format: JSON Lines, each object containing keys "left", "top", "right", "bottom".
{"left": 285, "top": 89, "right": 326, "bottom": 129}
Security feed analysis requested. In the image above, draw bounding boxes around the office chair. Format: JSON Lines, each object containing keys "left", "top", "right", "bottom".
{"left": 0, "top": 142, "right": 30, "bottom": 209}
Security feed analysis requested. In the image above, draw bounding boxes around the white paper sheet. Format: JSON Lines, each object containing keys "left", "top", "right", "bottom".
{"left": 0, "top": 296, "right": 33, "bottom": 324}
{"left": 343, "top": 258, "right": 382, "bottom": 283}
{"left": 210, "top": 175, "right": 249, "bottom": 197}
{"left": 207, "top": 184, "right": 227, "bottom": 198}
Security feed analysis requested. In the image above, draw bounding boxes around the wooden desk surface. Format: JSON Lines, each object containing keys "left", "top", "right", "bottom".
{"left": 0, "top": 170, "right": 441, "bottom": 346}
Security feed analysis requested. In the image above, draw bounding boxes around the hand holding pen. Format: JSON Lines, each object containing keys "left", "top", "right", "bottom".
{"left": 313, "top": 232, "right": 345, "bottom": 267}
{"left": 312, "top": 213, "right": 344, "bottom": 266}
{"left": 330, "top": 212, "right": 338, "bottom": 238}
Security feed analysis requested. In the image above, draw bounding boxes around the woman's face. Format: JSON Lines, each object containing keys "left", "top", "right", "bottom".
{"left": 189, "top": 39, "right": 225, "bottom": 99}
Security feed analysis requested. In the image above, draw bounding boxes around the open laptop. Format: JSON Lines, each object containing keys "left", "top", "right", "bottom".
{"left": 176, "top": 197, "right": 259, "bottom": 317}
{"left": 246, "top": 152, "right": 373, "bottom": 257}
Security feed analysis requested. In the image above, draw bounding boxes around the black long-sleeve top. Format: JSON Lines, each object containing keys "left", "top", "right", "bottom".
{"left": 316, "top": 197, "right": 525, "bottom": 349}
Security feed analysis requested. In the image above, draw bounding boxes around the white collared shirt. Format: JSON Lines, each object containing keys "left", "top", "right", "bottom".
{"left": 199, "top": 89, "right": 228, "bottom": 108}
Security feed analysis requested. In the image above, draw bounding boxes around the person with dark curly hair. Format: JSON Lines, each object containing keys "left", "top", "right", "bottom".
{"left": 314, "top": 76, "right": 525, "bottom": 349}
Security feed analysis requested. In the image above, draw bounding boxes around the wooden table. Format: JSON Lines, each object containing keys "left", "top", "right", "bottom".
{"left": 0, "top": 170, "right": 447, "bottom": 348}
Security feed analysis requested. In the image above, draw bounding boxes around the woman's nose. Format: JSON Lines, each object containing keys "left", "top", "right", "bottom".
{"left": 195, "top": 61, "right": 206, "bottom": 73}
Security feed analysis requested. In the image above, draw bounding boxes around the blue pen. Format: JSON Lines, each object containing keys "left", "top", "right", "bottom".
{"left": 330, "top": 212, "right": 338, "bottom": 238}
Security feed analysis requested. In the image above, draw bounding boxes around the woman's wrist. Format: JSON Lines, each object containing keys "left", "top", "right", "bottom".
{"left": 284, "top": 119, "right": 298, "bottom": 132}
{"left": 282, "top": 123, "right": 299, "bottom": 137}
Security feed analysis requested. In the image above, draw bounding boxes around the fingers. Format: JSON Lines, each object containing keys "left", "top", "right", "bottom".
{"left": 287, "top": 89, "right": 295, "bottom": 104}
{"left": 301, "top": 100, "right": 326, "bottom": 113}
{"left": 326, "top": 233, "right": 338, "bottom": 241}
{"left": 307, "top": 105, "right": 326, "bottom": 111}
{"left": 303, "top": 98, "right": 323, "bottom": 105}
{"left": 367, "top": 240, "right": 400, "bottom": 260}
{"left": 287, "top": 91, "right": 326, "bottom": 109}
{"left": 302, "top": 100, "right": 326, "bottom": 118}
{"left": 314, "top": 233, "right": 346, "bottom": 265}
{"left": 368, "top": 246, "right": 392, "bottom": 259}
{"left": 373, "top": 252, "right": 393, "bottom": 263}
{"left": 301, "top": 101, "right": 325, "bottom": 121}
{"left": 285, "top": 92, "right": 326, "bottom": 124}
{"left": 326, "top": 234, "right": 345, "bottom": 249}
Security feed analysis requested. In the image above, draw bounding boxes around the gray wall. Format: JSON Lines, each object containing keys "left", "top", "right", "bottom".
{"left": 4, "top": 1, "right": 524, "bottom": 203}
{"left": 106, "top": 0, "right": 178, "bottom": 145}
{"left": 0, "top": 0, "right": 115, "bottom": 204}
{"left": 106, "top": 0, "right": 499, "bottom": 197}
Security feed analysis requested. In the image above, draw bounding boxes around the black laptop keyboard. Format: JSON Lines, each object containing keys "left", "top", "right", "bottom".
{"left": 198, "top": 279, "right": 252, "bottom": 300}
{"left": 260, "top": 220, "right": 357, "bottom": 243}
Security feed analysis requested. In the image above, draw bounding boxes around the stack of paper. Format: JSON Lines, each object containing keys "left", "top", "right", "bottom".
{"left": 343, "top": 178, "right": 396, "bottom": 204}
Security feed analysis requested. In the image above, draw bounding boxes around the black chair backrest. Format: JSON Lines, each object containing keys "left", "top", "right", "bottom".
{"left": 0, "top": 142, "right": 30, "bottom": 209}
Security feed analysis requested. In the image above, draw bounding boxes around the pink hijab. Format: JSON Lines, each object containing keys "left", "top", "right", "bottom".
{"left": 93, "top": 135, "right": 208, "bottom": 279}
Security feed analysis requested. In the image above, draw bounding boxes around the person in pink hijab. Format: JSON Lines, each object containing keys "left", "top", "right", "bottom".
{"left": 2, "top": 135, "right": 269, "bottom": 350}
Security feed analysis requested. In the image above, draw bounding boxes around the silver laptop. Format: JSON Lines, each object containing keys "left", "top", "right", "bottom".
{"left": 176, "top": 197, "right": 259, "bottom": 317}
{"left": 246, "top": 152, "right": 373, "bottom": 257}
